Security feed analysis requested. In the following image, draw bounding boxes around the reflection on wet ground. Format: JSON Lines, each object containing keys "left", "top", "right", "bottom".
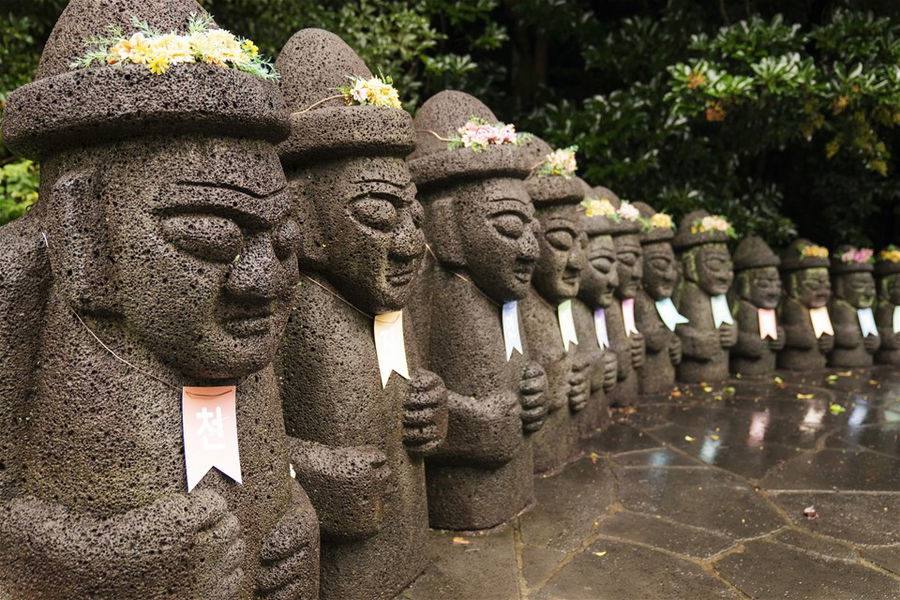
{"left": 402, "top": 366, "right": 900, "bottom": 599}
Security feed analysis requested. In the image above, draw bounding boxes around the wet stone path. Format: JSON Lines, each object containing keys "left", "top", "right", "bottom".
{"left": 401, "top": 367, "right": 900, "bottom": 599}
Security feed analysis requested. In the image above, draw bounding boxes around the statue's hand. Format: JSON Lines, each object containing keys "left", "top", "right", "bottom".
{"left": 818, "top": 333, "right": 835, "bottom": 353}
{"left": 863, "top": 333, "right": 880, "bottom": 354}
{"left": 0, "top": 491, "right": 244, "bottom": 599}
{"left": 719, "top": 322, "right": 738, "bottom": 348}
{"left": 668, "top": 335, "right": 683, "bottom": 365}
{"left": 403, "top": 369, "right": 449, "bottom": 456}
{"left": 257, "top": 489, "right": 319, "bottom": 600}
{"left": 602, "top": 351, "right": 618, "bottom": 391}
{"left": 519, "top": 361, "right": 549, "bottom": 433}
{"left": 629, "top": 332, "right": 646, "bottom": 368}
{"left": 769, "top": 327, "right": 786, "bottom": 351}
{"left": 567, "top": 355, "right": 591, "bottom": 412}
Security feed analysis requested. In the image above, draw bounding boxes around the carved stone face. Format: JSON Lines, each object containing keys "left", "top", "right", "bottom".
{"left": 532, "top": 204, "right": 584, "bottom": 302}
{"left": 614, "top": 234, "right": 643, "bottom": 300}
{"left": 452, "top": 177, "right": 539, "bottom": 302}
{"left": 579, "top": 234, "right": 618, "bottom": 308}
{"left": 95, "top": 136, "right": 299, "bottom": 379}
{"left": 882, "top": 273, "right": 900, "bottom": 305}
{"left": 738, "top": 266, "right": 781, "bottom": 309}
{"left": 689, "top": 243, "right": 733, "bottom": 296}
{"left": 786, "top": 267, "right": 831, "bottom": 308}
{"left": 299, "top": 156, "right": 424, "bottom": 313}
{"left": 641, "top": 241, "right": 678, "bottom": 300}
{"left": 834, "top": 272, "right": 876, "bottom": 309}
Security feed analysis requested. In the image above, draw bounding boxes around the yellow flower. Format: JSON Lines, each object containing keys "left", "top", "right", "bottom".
{"left": 147, "top": 54, "right": 171, "bottom": 75}
{"left": 878, "top": 248, "right": 900, "bottom": 263}
{"left": 347, "top": 76, "right": 402, "bottom": 108}
{"left": 800, "top": 245, "right": 828, "bottom": 259}
{"left": 109, "top": 32, "right": 150, "bottom": 64}
{"left": 650, "top": 212, "right": 673, "bottom": 229}
{"left": 148, "top": 33, "right": 193, "bottom": 65}
{"left": 190, "top": 29, "right": 244, "bottom": 66}
{"left": 542, "top": 148, "right": 577, "bottom": 177}
{"left": 582, "top": 198, "right": 616, "bottom": 218}
{"left": 241, "top": 39, "right": 259, "bottom": 57}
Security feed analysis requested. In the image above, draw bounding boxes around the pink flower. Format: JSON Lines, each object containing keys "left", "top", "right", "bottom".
{"left": 854, "top": 248, "right": 873, "bottom": 263}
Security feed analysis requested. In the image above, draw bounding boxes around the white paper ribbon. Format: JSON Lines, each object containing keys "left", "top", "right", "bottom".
{"left": 894, "top": 305, "right": 900, "bottom": 334}
{"left": 757, "top": 308, "right": 778, "bottom": 340}
{"left": 809, "top": 306, "right": 834, "bottom": 338}
{"left": 710, "top": 294, "right": 734, "bottom": 328}
{"left": 594, "top": 307, "right": 610, "bottom": 350}
{"left": 501, "top": 301, "right": 524, "bottom": 360}
{"left": 557, "top": 299, "right": 579, "bottom": 352}
{"left": 857, "top": 307, "right": 879, "bottom": 337}
{"left": 655, "top": 296, "right": 689, "bottom": 331}
{"left": 621, "top": 298, "right": 639, "bottom": 336}
{"left": 374, "top": 310, "right": 411, "bottom": 388}
{"left": 182, "top": 386, "right": 242, "bottom": 493}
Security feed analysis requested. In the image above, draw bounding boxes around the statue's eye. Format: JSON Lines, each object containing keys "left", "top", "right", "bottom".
{"left": 650, "top": 257, "right": 670, "bottom": 271}
{"left": 545, "top": 229, "right": 574, "bottom": 250}
{"left": 272, "top": 219, "right": 300, "bottom": 260}
{"left": 161, "top": 215, "right": 243, "bottom": 263}
{"left": 491, "top": 212, "right": 526, "bottom": 239}
{"left": 706, "top": 258, "right": 725, "bottom": 270}
{"left": 590, "top": 256, "right": 612, "bottom": 272}
{"left": 351, "top": 196, "right": 399, "bottom": 232}
{"left": 617, "top": 251, "right": 638, "bottom": 266}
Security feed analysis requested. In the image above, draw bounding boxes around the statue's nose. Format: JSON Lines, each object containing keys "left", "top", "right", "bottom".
{"left": 224, "top": 234, "right": 285, "bottom": 301}
{"left": 391, "top": 212, "right": 424, "bottom": 262}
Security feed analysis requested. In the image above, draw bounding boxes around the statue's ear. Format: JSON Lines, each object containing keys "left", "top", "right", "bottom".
{"left": 288, "top": 178, "right": 328, "bottom": 270}
{"left": 424, "top": 194, "right": 465, "bottom": 268}
{"left": 46, "top": 168, "right": 118, "bottom": 314}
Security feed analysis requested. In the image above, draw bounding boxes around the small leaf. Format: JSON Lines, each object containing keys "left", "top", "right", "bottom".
{"left": 684, "top": 435, "right": 696, "bottom": 442}
{"left": 593, "top": 550, "right": 608, "bottom": 557}
{"left": 796, "top": 393, "right": 815, "bottom": 399}
{"left": 829, "top": 403, "right": 846, "bottom": 415}
{"left": 452, "top": 537, "right": 471, "bottom": 545}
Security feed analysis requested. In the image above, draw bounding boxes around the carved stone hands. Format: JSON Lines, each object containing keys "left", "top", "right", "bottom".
{"left": 601, "top": 350, "right": 618, "bottom": 391}
{"left": 403, "top": 369, "right": 449, "bottom": 456}
{"left": 768, "top": 326, "right": 786, "bottom": 351}
{"left": 718, "top": 322, "right": 738, "bottom": 348}
{"left": 668, "top": 335, "right": 683, "bottom": 365}
{"left": 628, "top": 332, "right": 646, "bottom": 369}
{"left": 519, "top": 361, "right": 549, "bottom": 433}
{"left": 567, "top": 354, "right": 591, "bottom": 412}
{"left": 256, "top": 484, "right": 319, "bottom": 600}
{"left": 863, "top": 333, "right": 881, "bottom": 354}
{"left": 818, "top": 333, "right": 835, "bottom": 353}
{"left": 0, "top": 490, "right": 244, "bottom": 599}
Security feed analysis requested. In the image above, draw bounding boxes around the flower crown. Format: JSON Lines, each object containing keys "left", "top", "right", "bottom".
{"left": 580, "top": 197, "right": 646, "bottom": 225}
{"left": 445, "top": 117, "right": 527, "bottom": 152}
{"left": 878, "top": 245, "right": 900, "bottom": 263}
{"left": 72, "top": 14, "right": 277, "bottom": 79}
{"left": 690, "top": 214, "right": 736, "bottom": 238}
{"left": 646, "top": 212, "right": 674, "bottom": 230}
{"left": 837, "top": 247, "right": 874, "bottom": 264}
{"left": 799, "top": 244, "right": 829, "bottom": 259}
{"left": 336, "top": 74, "right": 401, "bottom": 109}
{"left": 537, "top": 146, "right": 578, "bottom": 178}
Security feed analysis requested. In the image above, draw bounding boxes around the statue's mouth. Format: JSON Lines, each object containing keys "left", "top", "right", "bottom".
{"left": 513, "top": 260, "right": 534, "bottom": 284}
{"left": 222, "top": 309, "right": 274, "bottom": 338}
{"left": 386, "top": 265, "right": 417, "bottom": 287}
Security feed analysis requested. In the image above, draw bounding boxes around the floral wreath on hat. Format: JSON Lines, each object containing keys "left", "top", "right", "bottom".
{"left": 536, "top": 146, "right": 578, "bottom": 178}
{"left": 798, "top": 243, "right": 829, "bottom": 259}
{"left": 690, "top": 214, "right": 737, "bottom": 239}
{"left": 645, "top": 211, "right": 674, "bottom": 231}
{"left": 837, "top": 247, "right": 874, "bottom": 264}
{"left": 877, "top": 245, "right": 900, "bottom": 263}
{"left": 72, "top": 13, "right": 277, "bottom": 78}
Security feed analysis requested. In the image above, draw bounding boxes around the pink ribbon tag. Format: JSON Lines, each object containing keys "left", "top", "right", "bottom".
{"left": 594, "top": 307, "right": 610, "bottom": 350}
{"left": 757, "top": 308, "right": 778, "bottom": 340}
{"left": 809, "top": 306, "right": 834, "bottom": 338}
{"left": 622, "top": 298, "right": 639, "bottom": 336}
{"left": 182, "top": 386, "right": 242, "bottom": 493}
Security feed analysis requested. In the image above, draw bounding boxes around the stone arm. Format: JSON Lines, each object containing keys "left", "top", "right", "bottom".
{"left": 285, "top": 437, "right": 389, "bottom": 541}
{"left": 635, "top": 295, "right": 668, "bottom": 354}
{"left": 830, "top": 302, "right": 862, "bottom": 350}
{"left": 675, "top": 323, "right": 717, "bottom": 361}
{"left": 607, "top": 314, "right": 633, "bottom": 381}
{"left": 732, "top": 302, "right": 765, "bottom": 359}
{"left": 600, "top": 349, "right": 618, "bottom": 392}
{"left": 876, "top": 304, "right": 900, "bottom": 349}
{"left": 780, "top": 299, "right": 818, "bottom": 350}
{"left": 0, "top": 491, "right": 244, "bottom": 599}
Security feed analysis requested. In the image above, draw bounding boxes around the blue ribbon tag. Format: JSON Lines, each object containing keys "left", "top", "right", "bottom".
{"left": 655, "top": 297, "right": 689, "bottom": 331}
{"left": 710, "top": 294, "right": 734, "bottom": 328}
{"left": 502, "top": 301, "right": 524, "bottom": 360}
{"left": 857, "top": 307, "right": 878, "bottom": 337}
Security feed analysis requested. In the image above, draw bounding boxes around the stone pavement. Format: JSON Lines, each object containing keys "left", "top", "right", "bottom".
{"left": 400, "top": 367, "right": 900, "bottom": 599}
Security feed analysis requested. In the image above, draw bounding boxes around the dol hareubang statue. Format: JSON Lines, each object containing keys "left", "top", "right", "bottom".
{"left": 274, "top": 29, "right": 448, "bottom": 600}
{"left": 828, "top": 245, "right": 880, "bottom": 367}
{"left": 0, "top": 1, "right": 319, "bottom": 598}
{"left": 519, "top": 139, "right": 591, "bottom": 473}
{"left": 633, "top": 202, "right": 683, "bottom": 396}
{"left": 406, "top": 90, "right": 548, "bottom": 530}
{"left": 875, "top": 246, "right": 900, "bottom": 366}
{"left": 571, "top": 189, "right": 619, "bottom": 436}
{"left": 671, "top": 211, "right": 738, "bottom": 383}
{"left": 729, "top": 236, "right": 785, "bottom": 376}
{"left": 777, "top": 239, "right": 835, "bottom": 371}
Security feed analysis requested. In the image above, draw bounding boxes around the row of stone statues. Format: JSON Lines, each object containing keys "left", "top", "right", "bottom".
{"left": 0, "top": 1, "right": 898, "bottom": 599}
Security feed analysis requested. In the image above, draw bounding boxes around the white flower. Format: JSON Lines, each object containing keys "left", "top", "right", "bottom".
{"left": 617, "top": 201, "right": 640, "bottom": 221}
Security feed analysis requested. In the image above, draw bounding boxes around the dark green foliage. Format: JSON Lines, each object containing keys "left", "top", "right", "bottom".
{"left": 1, "top": 0, "right": 897, "bottom": 248}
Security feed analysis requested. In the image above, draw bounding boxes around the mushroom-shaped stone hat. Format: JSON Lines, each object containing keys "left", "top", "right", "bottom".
{"left": 671, "top": 210, "right": 735, "bottom": 250}
{"left": 587, "top": 185, "right": 641, "bottom": 236}
{"left": 875, "top": 245, "right": 900, "bottom": 277}
{"left": 780, "top": 239, "right": 830, "bottom": 271}
{"left": 520, "top": 136, "right": 584, "bottom": 207}
{"left": 633, "top": 201, "right": 675, "bottom": 244}
{"left": 407, "top": 90, "right": 531, "bottom": 192}
{"left": 733, "top": 236, "right": 781, "bottom": 272}
{"left": 830, "top": 244, "right": 875, "bottom": 275}
{"left": 577, "top": 179, "right": 618, "bottom": 236}
{"left": 276, "top": 28, "right": 414, "bottom": 166}
{"left": 2, "top": 0, "right": 288, "bottom": 160}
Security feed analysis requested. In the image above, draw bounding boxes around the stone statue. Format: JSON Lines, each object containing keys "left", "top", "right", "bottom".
{"left": 519, "top": 139, "right": 591, "bottom": 473}
{"left": 671, "top": 211, "right": 738, "bottom": 383}
{"left": 729, "top": 236, "right": 785, "bottom": 376}
{"left": 777, "top": 239, "right": 835, "bottom": 371}
{"left": 874, "top": 245, "right": 900, "bottom": 366}
{"left": 591, "top": 189, "right": 647, "bottom": 405}
{"left": 0, "top": 2, "right": 319, "bottom": 598}
{"left": 274, "top": 29, "right": 448, "bottom": 600}
{"left": 571, "top": 186, "right": 619, "bottom": 436}
{"left": 406, "top": 90, "right": 548, "bottom": 530}
{"left": 633, "top": 202, "right": 682, "bottom": 396}
{"left": 828, "top": 245, "right": 880, "bottom": 367}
